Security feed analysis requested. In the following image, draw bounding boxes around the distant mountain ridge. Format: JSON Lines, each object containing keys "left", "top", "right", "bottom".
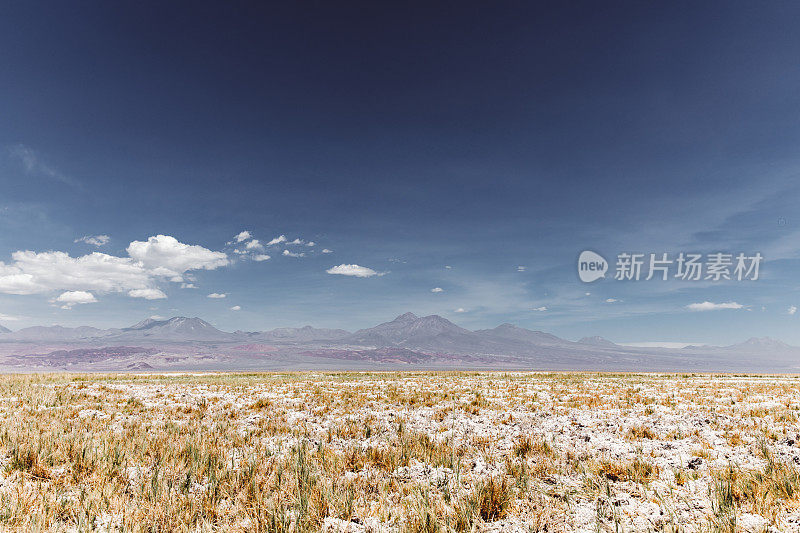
{"left": 0, "top": 316, "right": 351, "bottom": 345}
{"left": 578, "top": 336, "right": 618, "bottom": 347}
{"left": 729, "top": 337, "right": 793, "bottom": 350}
{"left": 113, "top": 317, "right": 234, "bottom": 342}
{"left": 0, "top": 314, "right": 798, "bottom": 372}
{"left": 342, "top": 313, "right": 592, "bottom": 356}
{"left": 344, "top": 313, "right": 479, "bottom": 350}
{"left": 1, "top": 325, "right": 111, "bottom": 342}
{"left": 477, "top": 323, "right": 569, "bottom": 346}
{"left": 0, "top": 317, "right": 228, "bottom": 343}
{"left": 237, "top": 325, "right": 351, "bottom": 343}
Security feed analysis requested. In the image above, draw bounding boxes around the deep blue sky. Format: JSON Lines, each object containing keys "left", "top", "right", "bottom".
{"left": 1, "top": 2, "right": 800, "bottom": 344}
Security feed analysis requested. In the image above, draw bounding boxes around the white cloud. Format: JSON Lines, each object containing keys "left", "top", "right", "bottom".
{"left": 0, "top": 235, "right": 234, "bottom": 304}
{"left": 127, "top": 235, "right": 228, "bottom": 278}
{"left": 234, "top": 231, "right": 252, "bottom": 243}
{"left": 267, "top": 235, "right": 287, "bottom": 246}
{"left": 286, "top": 238, "right": 304, "bottom": 245}
{"left": 454, "top": 308, "right": 466, "bottom": 313}
{"left": 74, "top": 235, "right": 110, "bottom": 247}
{"left": 180, "top": 283, "right": 197, "bottom": 289}
{"left": 533, "top": 306, "right": 547, "bottom": 311}
{"left": 252, "top": 254, "right": 271, "bottom": 262}
{"left": 605, "top": 298, "right": 618, "bottom": 303}
{"left": 230, "top": 305, "right": 241, "bottom": 311}
{"left": 686, "top": 301, "right": 744, "bottom": 312}
{"left": 517, "top": 266, "right": 526, "bottom": 272}
{"left": 207, "top": 293, "right": 227, "bottom": 299}
{"left": 431, "top": 287, "right": 444, "bottom": 293}
{"left": 585, "top": 292, "right": 591, "bottom": 296}
{"left": 0, "top": 250, "right": 152, "bottom": 295}
{"left": 128, "top": 288, "right": 167, "bottom": 300}
{"left": 445, "top": 265, "right": 452, "bottom": 269}
{"left": 283, "top": 250, "right": 305, "bottom": 258}
{"left": 245, "top": 239, "right": 263, "bottom": 250}
{"left": 306, "top": 241, "right": 315, "bottom": 247}
{"left": 0, "top": 313, "right": 20, "bottom": 321}
{"left": 789, "top": 305, "right": 797, "bottom": 315}
{"left": 326, "top": 264, "right": 384, "bottom": 278}
{"left": 322, "top": 249, "right": 333, "bottom": 254}
{"left": 55, "top": 290, "right": 97, "bottom": 307}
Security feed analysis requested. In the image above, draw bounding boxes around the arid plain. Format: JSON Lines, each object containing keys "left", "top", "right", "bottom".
{"left": 2, "top": 372, "right": 800, "bottom": 532}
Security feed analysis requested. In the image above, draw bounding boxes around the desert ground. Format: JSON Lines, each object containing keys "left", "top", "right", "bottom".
{"left": 1, "top": 372, "right": 799, "bottom": 532}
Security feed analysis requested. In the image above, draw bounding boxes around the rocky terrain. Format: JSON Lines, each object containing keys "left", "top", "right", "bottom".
{"left": 1, "top": 372, "right": 800, "bottom": 531}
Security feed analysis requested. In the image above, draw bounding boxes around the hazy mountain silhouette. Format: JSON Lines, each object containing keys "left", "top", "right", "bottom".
{"left": 1, "top": 313, "right": 800, "bottom": 372}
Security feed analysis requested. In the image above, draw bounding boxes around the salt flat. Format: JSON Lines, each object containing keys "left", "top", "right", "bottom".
{"left": 1, "top": 372, "right": 799, "bottom": 531}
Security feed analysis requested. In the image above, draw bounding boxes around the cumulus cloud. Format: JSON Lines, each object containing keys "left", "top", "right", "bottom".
{"left": 128, "top": 288, "right": 167, "bottom": 300}
{"left": 127, "top": 235, "right": 228, "bottom": 279}
{"left": 230, "top": 305, "right": 241, "bottom": 311}
{"left": 180, "top": 283, "right": 197, "bottom": 289}
{"left": 454, "top": 308, "right": 466, "bottom": 313}
{"left": 56, "top": 290, "right": 97, "bottom": 304}
{"left": 54, "top": 290, "right": 97, "bottom": 309}
{"left": 533, "top": 306, "right": 547, "bottom": 311}
{"left": 686, "top": 301, "right": 744, "bottom": 311}
{"left": 789, "top": 306, "right": 797, "bottom": 315}
{"left": 0, "top": 251, "right": 152, "bottom": 295}
{"left": 326, "top": 264, "right": 384, "bottom": 278}
{"left": 230, "top": 231, "right": 322, "bottom": 261}
{"left": 0, "top": 235, "right": 229, "bottom": 303}
{"left": 431, "top": 287, "right": 444, "bottom": 293}
{"left": 517, "top": 266, "right": 526, "bottom": 272}
{"left": 605, "top": 298, "right": 618, "bottom": 303}
{"left": 74, "top": 235, "right": 110, "bottom": 247}
{"left": 207, "top": 293, "right": 227, "bottom": 299}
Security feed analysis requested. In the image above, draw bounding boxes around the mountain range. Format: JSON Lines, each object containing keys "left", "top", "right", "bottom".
{"left": 0, "top": 313, "right": 798, "bottom": 372}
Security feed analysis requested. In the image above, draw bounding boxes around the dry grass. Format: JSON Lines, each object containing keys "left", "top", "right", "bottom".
{"left": 0, "top": 372, "right": 800, "bottom": 531}
{"left": 625, "top": 424, "right": 658, "bottom": 440}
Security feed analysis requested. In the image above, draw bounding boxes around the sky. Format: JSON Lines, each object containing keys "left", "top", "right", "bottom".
{"left": 2, "top": 2, "right": 800, "bottom": 344}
